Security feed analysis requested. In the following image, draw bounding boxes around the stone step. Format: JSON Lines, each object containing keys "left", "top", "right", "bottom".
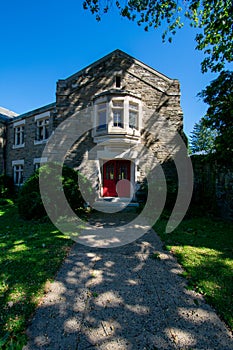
{"left": 92, "top": 197, "right": 139, "bottom": 213}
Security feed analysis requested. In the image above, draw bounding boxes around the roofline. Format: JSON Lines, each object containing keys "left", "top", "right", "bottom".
{"left": 59, "top": 49, "right": 175, "bottom": 83}
{"left": 8, "top": 102, "right": 56, "bottom": 123}
{"left": 0, "top": 115, "right": 11, "bottom": 123}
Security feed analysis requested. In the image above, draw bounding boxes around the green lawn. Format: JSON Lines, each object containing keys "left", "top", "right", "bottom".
{"left": 154, "top": 212, "right": 233, "bottom": 331}
{"left": 0, "top": 201, "right": 73, "bottom": 349}
{"left": 1, "top": 202, "right": 232, "bottom": 348}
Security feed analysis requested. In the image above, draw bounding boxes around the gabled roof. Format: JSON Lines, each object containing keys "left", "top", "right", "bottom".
{"left": 60, "top": 49, "right": 174, "bottom": 83}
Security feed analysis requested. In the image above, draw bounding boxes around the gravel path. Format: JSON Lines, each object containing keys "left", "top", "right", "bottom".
{"left": 23, "top": 213, "right": 233, "bottom": 349}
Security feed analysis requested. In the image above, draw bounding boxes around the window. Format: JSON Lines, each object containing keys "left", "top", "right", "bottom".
{"left": 14, "top": 126, "right": 24, "bottom": 145}
{"left": 13, "top": 120, "right": 25, "bottom": 148}
{"left": 12, "top": 160, "right": 24, "bottom": 185}
{"left": 112, "top": 100, "right": 124, "bottom": 128}
{"left": 115, "top": 76, "right": 121, "bottom": 88}
{"left": 33, "top": 157, "right": 47, "bottom": 171}
{"left": 97, "top": 103, "right": 107, "bottom": 130}
{"left": 35, "top": 118, "right": 49, "bottom": 141}
{"left": 129, "top": 102, "right": 139, "bottom": 129}
{"left": 93, "top": 94, "right": 141, "bottom": 138}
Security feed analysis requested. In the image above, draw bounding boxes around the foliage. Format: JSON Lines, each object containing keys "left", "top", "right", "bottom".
{"left": 0, "top": 175, "right": 14, "bottom": 199}
{"left": 83, "top": 0, "right": 233, "bottom": 73}
{"left": 0, "top": 202, "right": 73, "bottom": 349}
{"left": 189, "top": 118, "right": 216, "bottom": 154}
{"left": 198, "top": 70, "right": 233, "bottom": 164}
{"left": 18, "top": 163, "right": 94, "bottom": 220}
{"left": 154, "top": 213, "right": 233, "bottom": 330}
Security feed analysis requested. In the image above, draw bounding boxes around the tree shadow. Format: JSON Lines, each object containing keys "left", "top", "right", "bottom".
{"left": 23, "top": 213, "right": 233, "bottom": 349}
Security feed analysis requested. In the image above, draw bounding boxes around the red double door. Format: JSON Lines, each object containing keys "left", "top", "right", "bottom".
{"left": 103, "top": 160, "right": 131, "bottom": 197}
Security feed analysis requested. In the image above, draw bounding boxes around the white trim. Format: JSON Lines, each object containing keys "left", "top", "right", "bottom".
{"left": 34, "top": 139, "right": 48, "bottom": 145}
{"left": 34, "top": 111, "right": 50, "bottom": 121}
{"left": 12, "top": 159, "right": 24, "bottom": 166}
{"left": 13, "top": 119, "right": 25, "bottom": 127}
{"left": 13, "top": 143, "right": 25, "bottom": 149}
{"left": 33, "top": 157, "right": 47, "bottom": 164}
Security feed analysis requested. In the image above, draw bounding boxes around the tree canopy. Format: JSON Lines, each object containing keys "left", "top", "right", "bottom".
{"left": 83, "top": 0, "right": 233, "bottom": 73}
{"left": 198, "top": 71, "right": 233, "bottom": 164}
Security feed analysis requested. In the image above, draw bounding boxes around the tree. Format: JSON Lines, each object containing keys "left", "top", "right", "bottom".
{"left": 190, "top": 118, "right": 216, "bottom": 154}
{"left": 83, "top": 0, "right": 233, "bottom": 73}
{"left": 198, "top": 70, "right": 233, "bottom": 164}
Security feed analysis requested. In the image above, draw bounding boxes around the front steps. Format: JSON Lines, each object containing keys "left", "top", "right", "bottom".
{"left": 91, "top": 197, "right": 139, "bottom": 213}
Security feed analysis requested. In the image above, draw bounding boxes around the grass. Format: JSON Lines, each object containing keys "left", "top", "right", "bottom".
{"left": 0, "top": 201, "right": 73, "bottom": 349}
{"left": 1, "top": 201, "right": 232, "bottom": 347}
{"left": 154, "top": 210, "right": 233, "bottom": 331}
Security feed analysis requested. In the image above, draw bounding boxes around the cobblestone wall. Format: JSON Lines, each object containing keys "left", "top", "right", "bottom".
{"left": 191, "top": 155, "right": 233, "bottom": 221}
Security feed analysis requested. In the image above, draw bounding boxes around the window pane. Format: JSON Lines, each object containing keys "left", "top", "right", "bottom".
{"left": 38, "top": 125, "right": 43, "bottom": 140}
{"left": 15, "top": 129, "right": 20, "bottom": 145}
{"left": 106, "top": 164, "right": 114, "bottom": 180}
{"left": 21, "top": 126, "right": 24, "bottom": 144}
{"left": 113, "top": 109, "right": 123, "bottom": 127}
{"left": 97, "top": 104, "right": 107, "bottom": 130}
{"left": 112, "top": 100, "right": 123, "bottom": 108}
{"left": 129, "top": 102, "right": 138, "bottom": 111}
{"left": 118, "top": 164, "right": 127, "bottom": 180}
{"left": 129, "top": 110, "right": 138, "bottom": 129}
{"left": 98, "top": 103, "right": 106, "bottom": 111}
{"left": 44, "top": 125, "right": 49, "bottom": 139}
{"left": 14, "top": 165, "right": 23, "bottom": 184}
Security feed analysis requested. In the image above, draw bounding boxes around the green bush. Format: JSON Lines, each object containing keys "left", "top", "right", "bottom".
{"left": 0, "top": 174, "right": 14, "bottom": 199}
{"left": 18, "top": 163, "right": 94, "bottom": 220}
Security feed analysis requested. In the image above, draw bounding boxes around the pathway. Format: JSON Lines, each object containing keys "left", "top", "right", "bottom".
{"left": 23, "top": 212, "right": 233, "bottom": 349}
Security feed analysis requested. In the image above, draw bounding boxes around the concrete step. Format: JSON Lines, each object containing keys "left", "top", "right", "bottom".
{"left": 92, "top": 197, "right": 139, "bottom": 213}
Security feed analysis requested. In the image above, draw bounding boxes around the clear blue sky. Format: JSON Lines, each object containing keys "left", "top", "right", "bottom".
{"left": 0, "top": 0, "right": 219, "bottom": 137}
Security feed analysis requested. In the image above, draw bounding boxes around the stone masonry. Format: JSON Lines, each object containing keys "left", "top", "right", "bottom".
{"left": 1, "top": 50, "right": 185, "bottom": 197}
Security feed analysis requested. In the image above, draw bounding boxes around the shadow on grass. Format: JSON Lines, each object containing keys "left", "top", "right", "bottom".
{"left": 0, "top": 204, "right": 73, "bottom": 348}
{"left": 23, "top": 211, "right": 233, "bottom": 350}
{"left": 154, "top": 211, "right": 233, "bottom": 330}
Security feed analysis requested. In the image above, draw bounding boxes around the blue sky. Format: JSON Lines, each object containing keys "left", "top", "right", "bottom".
{"left": 0, "top": 0, "right": 219, "bottom": 137}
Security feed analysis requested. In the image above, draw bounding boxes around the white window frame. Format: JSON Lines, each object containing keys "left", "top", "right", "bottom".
{"left": 34, "top": 112, "right": 50, "bottom": 145}
{"left": 13, "top": 119, "right": 25, "bottom": 149}
{"left": 129, "top": 101, "right": 139, "bottom": 130}
{"left": 94, "top": 97, "right": 109, "bottom": 133}
{"left": 96, "top": 102, "right": 107, "bottom": 131}
{"left": 111, "top": 99, "right": 124, "bottom": 128}
{"left": 93, "top": 95, "right": 142, "bottom": 137}
{"left": 12, "top": 160, "right": 24, "bottom": 185}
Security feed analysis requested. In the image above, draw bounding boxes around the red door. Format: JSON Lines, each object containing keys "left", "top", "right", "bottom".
{"left": 103, "top": 160, "right": 131, "bottom": 197}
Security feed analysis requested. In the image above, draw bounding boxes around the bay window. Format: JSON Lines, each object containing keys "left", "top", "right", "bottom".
{"left": 94, "top": 93, "right": 141, "bottom": 137}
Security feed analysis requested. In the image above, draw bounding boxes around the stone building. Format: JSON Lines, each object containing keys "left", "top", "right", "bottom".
{"left": 0, "top": 50, "right": 185, "bottom": 202}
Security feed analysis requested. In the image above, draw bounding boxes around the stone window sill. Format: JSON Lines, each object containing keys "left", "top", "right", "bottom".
{"left": 12, "top": 144, "right": 25, "bottom": 149}
{"left": 34, "top": 139, "right": 48, "bottom": 145}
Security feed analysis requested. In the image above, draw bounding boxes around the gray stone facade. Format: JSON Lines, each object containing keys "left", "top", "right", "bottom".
{"left": 1, "top": 50, "right": 185, "bottom": 199}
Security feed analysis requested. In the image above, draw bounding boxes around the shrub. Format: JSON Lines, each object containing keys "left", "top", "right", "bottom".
{"left": 0, "top": 174, "right": 15, "bottom": 199}
{"left": 18, "top": 163, "right": 94, "bottom": 220}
